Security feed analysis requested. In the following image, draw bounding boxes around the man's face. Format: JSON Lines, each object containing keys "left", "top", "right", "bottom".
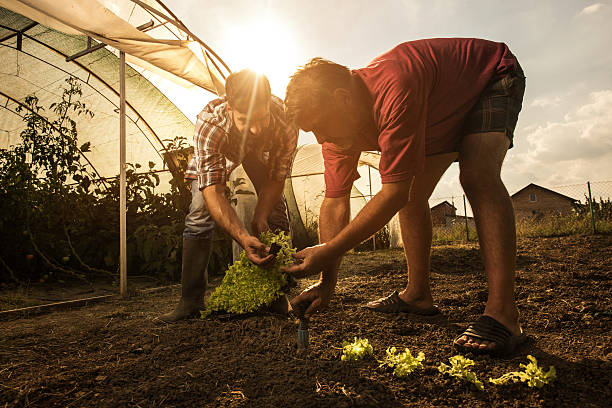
{"left": 229, "top": 102, "right": 271, "bottom": 137}
{"left": 298, "top": 89, "right": 359, "bottom": 150}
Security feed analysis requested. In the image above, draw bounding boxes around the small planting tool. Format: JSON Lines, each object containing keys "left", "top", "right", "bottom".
{"left": 297, "top": 317, "right": 309, "bottom": 349}
{"left": 291, "top": 300, "right": 312, "bottom": 349}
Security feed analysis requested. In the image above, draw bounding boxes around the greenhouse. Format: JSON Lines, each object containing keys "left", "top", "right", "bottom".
{"left": 0, "top": 0, "right": 394, "bottom": 300}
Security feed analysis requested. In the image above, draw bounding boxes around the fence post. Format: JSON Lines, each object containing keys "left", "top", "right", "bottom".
{"left": 587, "top": 181, "right": 597, "bottom": 234}
{"left": 463, "top": 194, "right": 469, "bottom": 241}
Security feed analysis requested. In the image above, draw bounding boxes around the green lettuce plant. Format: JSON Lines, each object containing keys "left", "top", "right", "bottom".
{"left": 380, "top": 347, "right": 425, "bottom": 377}
{"left": 438, "top": 355, "right": 484, "bottom": 391}
{"left": 201, "top": 231, "right": 295, "bottom": 317}
{"left": 341, "top": 337, "right": 374, "bottom": 361}
{"left": 489, "top": 355, "right": 556, "bottom": 388}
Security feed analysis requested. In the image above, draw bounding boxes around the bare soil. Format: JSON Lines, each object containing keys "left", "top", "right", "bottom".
{"left": 1, "top": 234, "right": 611, "bottom": 407}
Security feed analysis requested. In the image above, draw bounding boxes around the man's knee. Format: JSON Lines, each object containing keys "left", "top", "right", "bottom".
{"left": 184, "top": 180, "right": 216, "bottom": 239}
{"left": 459, "top": 169, "right": 503, "bottom": 196}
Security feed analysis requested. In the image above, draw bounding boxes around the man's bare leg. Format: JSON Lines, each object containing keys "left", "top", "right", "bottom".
{"left": 455, "top": 132, "right": 520, "bottom": 351}
{"left": 397, "top": 152, "right": 457, "bottom": 307}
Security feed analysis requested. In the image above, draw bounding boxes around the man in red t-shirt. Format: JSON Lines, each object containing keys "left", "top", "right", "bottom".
{"left": 283, "top": 38, "right": 526, "bottom": 356}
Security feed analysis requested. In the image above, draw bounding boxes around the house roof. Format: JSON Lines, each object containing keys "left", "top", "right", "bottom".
{"left": 431, "top": 200, "right": 457, "bottom": 210}
{"left": 511, "top": 183, "right": 577, "bottom": 202}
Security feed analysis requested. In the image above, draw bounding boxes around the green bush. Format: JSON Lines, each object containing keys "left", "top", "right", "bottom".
{"left": 0, "top": 77, "right": 231, "bottom": 286}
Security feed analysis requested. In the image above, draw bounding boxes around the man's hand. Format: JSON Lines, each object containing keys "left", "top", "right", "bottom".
{"left": 242, "top": 235, "right": 273, "bottom": 265}
{"left": 281, "top": 244, "right": 337, "bottom": 279}
{"left": 250, "top": 216, "right": 269, "bottom": 238}
{"left": 290, "top": 280, "right": 335, "bottom": 318}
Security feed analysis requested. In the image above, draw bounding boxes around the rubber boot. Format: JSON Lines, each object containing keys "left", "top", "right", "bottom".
{"left": 158, "top": 238, "right": 211, "bottom": 323}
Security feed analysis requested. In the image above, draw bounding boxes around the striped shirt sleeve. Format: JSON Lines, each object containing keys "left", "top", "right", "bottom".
{"left": 193, "top": 102, "right": 230, "bottom": 190}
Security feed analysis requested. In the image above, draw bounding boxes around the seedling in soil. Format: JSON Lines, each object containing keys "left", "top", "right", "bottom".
{"left": 380, "top": 347, "right": 425, "bottom": 377}
{"left": 341, "top": 337, "right": 373, "bottom": 361}
{"left": 438, "top": 355, "right": 484, "bottom": 391}
{"left": 489, "top": 355, "right": 556, "bottom": 388}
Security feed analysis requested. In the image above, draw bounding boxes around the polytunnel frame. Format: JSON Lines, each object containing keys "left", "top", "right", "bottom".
{"left": 285, "top": 148, "right": 386, "bottom": 251}
{"left": 0, "top": 1, "right": 232, "bottom": 300}
{"left": 0, "top": 21, "right": 176, "bottom": 168}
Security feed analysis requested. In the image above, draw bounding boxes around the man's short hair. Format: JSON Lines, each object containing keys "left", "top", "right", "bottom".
{"left": 284, "top": 58, "right": 352, "bottom": 126}
{"left": 225, "top": 69, "right": 271, "bottom": 112}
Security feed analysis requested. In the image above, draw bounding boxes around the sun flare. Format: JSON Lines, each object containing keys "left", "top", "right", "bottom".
{"left": 221, "top": 16, "right": 299, "bottom": 98}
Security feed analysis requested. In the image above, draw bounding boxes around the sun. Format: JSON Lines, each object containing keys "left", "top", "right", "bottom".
{"left": 221, "top": 15, "right": 299, "bottom": 98}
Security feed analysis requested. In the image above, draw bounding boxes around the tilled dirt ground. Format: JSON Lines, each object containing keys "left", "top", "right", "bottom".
{"left": 1, "top": 234, "right": 611, "bottom": 407}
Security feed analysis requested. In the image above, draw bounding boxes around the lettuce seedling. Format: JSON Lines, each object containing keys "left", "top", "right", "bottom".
{"left": 489, "top": 355, "right": 556, "bottom": 388}
{"left": 380, "top": 347, "right": 425, "bottom": 377}
{"left": 201, "top": 231, "right": 295, "bottom": 317}
{"left": 341, "top": 337, "right": 373, "bottom": 361}
{"left": 438, "top": 355, "right": 484, "bottom": 391}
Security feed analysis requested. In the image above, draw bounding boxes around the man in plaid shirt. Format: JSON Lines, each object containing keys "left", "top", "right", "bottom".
{"left": 159, "top": 69, "right": 298, "bottom": 322}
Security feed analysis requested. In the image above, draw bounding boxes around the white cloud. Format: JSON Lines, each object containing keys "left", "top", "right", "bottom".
{"left": 530, "top": 96, "right": 562, "bottom": 108}
{"left": 504, "top": 90, "right": 612, "bottom": 188}
{"left": 580, "top": 3, "right": 604, "bottom": 15}
{"left": 526, "top": 90, "right": 612, "bottom": 161}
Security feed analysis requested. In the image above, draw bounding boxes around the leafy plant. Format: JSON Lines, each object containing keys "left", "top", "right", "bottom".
{"left": 341, "top": 337, "right": 374, "bottom": 361}
{"left": 438, "top": 355, "right": 484, "bottom": 391}
{"left": 489, "top": 355, "right": 556, "bottom": 388}
{"left": 380, "top": 347, "right": 425, "bottom": 377}
{"left": 201, "top": 231, "right": 295, "bottom": 317}
{"left": 0, "top": 77, "right": 233, "bottom": 287}
{"left": 133, "top": 224, "right": 182, "bottom": 281}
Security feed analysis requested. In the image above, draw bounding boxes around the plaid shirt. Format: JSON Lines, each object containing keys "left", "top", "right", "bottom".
{"left": 185, "top": 95, "right": 298, "bottom": 190}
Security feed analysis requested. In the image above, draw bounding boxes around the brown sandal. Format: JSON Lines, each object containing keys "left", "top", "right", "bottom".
{"left": 453, "top": 315, "right": 527, "bottom": 356}
{"left": 364, "top": 291, "right": 440, "bottom": 315}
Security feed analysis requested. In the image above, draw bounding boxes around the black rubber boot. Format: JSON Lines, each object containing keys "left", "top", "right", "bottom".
{"left": 158, "top": 238, "right": 211, "bottom": 323}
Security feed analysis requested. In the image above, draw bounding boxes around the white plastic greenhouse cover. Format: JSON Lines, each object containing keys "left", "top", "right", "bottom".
{"left": 0, "top": 0, "right": 226, "bottom": 93}
{"left": 0, "top": 1, "right": 232, "bottom": 296}
{"left": 0, "top": 1, "right": 229, "bottom": 181}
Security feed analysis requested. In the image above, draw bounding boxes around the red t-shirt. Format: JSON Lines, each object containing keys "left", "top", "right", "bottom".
{"left": 323, "top": 38, "right": 519, "bottom": 198}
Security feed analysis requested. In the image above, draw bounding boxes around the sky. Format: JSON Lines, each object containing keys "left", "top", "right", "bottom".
{"left": 168, "top": 0, "right": 612, "bottom": 200}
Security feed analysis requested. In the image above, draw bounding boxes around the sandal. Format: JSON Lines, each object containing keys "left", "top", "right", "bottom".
{"left": 453, "top": 315, "right": 527, "bottom": 356}
{"left": 364, "top": 291, "right": 440, "bottom": 315}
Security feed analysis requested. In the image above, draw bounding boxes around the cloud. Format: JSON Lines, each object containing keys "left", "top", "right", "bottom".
{"left": 530, "top": 96, "right": 562, "bottom": 108}
{"left": 503, "top": 90, "right": 612, "bottom": 188}
{"left": 580, "top": 3, "right": 604, "bottom": 15}
{"left": 526, "top": 90, "right": 612, "bottom": 161}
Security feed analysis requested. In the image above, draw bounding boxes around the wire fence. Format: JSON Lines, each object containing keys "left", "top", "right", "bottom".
{"left": 429, "top": 180, "right": 612, "bottom": 244}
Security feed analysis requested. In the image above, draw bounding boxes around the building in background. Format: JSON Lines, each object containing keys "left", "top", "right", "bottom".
{"left": 511, "top": 183, "right": 578, "bottom": 220}
{"left": 431, "top": 201, "right": 457, "bottom": 226}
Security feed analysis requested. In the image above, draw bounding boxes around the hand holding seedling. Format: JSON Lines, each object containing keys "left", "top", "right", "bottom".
{"left": 242, "top": 235, "right": 274, "bottom": 265}
{"left": 290, "top": 280, "right": 335, "bottom": 318}
{"left": 281, "top": 243, "right": 336, "bottom": 278}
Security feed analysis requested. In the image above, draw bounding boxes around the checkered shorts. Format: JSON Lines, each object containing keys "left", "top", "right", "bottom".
{"left": 461, "top": 64, "right": 526, "bottom": 148}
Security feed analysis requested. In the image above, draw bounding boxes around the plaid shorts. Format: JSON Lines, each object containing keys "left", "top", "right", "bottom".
{"left": 461, "top": 63, "right": 526, "bottom": 148}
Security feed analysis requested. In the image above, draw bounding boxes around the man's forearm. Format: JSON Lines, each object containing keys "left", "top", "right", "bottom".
{"left": 326, "top": 178, "right": 413, "bottom": 257}
{"left": 253, "top": 179, "right": 285, "bottom": 222}
{"left": 318, "top": 196, "right": 350, "bottom": 284}
{"left": 202, "top": 184, "right": 250, "bottom": 246}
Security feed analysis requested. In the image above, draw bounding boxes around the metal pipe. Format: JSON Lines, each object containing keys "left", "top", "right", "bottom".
{"left": 120, "top": 51, "right": 128, "bottom": 298}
